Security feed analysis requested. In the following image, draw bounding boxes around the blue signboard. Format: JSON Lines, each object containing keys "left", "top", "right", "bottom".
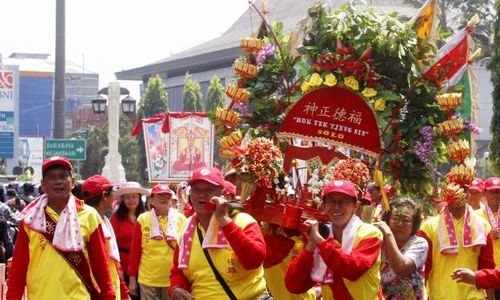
{"left": 0, "top": 112, "right": 14, "bottom": 131}
{"left": 0, "top": 70, "right": 16, "bottom": 159}
{"left": 0, "top": 132, "right": 14, "bottom": 158}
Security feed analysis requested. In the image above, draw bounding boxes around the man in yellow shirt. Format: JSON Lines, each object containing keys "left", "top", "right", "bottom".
{"left": 129, "top": 184, "right": 186, "bottom": 300}
{"left": 7, "top": 156, "right": 115, "bottom": 299}
{"left": 285, "top": 179, "right": 384, "bottom": 300}
{"left": 169, "top": 167, "right": 269, "bottom": 299}
{"left": 418, "top": 197, "right": 495, "bottom": 299}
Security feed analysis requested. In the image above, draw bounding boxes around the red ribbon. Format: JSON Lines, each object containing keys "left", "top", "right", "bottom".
{"left": 131, "top": 113, "right": 166, "bottom": 136}
{"left": 131, "top": 112, "right": 209, "bottom": 136}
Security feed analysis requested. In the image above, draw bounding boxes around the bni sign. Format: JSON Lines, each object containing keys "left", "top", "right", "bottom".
{"left": 45, "top": 139, "right": 86, "bottom": 161}
{"left": 0, "top": 70, "right": 15, "bottom": 158}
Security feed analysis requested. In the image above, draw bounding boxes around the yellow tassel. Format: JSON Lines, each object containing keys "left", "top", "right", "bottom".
{"left": 469, "top": 48, "right": 482, "bottom": 63}
{"left": 374, "top": 169, "right": 390, "bottom": 211}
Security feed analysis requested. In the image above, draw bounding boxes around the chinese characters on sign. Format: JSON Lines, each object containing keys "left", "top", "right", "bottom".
{"left": 278, "top": 86, "right": 382, "bottom": 156}
{"left": 295, "top": 102, "right": 369, "bottom": 138}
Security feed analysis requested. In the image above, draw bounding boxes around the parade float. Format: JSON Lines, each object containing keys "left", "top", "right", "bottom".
{"left": 210, "top": 2, "right": 483, "bottom": 227}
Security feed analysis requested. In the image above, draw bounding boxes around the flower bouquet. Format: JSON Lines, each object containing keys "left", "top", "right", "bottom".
{"left": 231, "top": 137, "right": 284, "bottom": 201}
{"left": 331, "top": 158, "right": 370, "bottom": 193}
{"left": 307, "top": 158, "right": 370, "bottom": 205}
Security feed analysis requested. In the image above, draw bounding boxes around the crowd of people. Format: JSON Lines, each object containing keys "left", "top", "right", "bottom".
{"left": 0, "top": 182, "right": 38, "bottom": 263}
{"left": 4, "top": 155, "right": 500, "bottom": 299}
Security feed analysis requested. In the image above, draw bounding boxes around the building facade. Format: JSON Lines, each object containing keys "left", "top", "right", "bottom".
{"left": 2, "top": 52, "right": 99, "bottom": 137}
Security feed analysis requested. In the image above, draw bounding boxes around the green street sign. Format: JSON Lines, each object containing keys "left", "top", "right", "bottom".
{"left": 45, "top": 139, "right": 86, "bottom": 161}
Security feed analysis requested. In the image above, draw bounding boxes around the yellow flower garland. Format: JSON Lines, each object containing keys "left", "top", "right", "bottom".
{"left": 362, "top": 87, "right": 377, "bottom": 98}
{"left": 309, "top": 73, "right": 323, "bottom": 87}
{"left": 344, "top": 76, "right": 359, "bottom": 91}
{"left": 374, "top": 98, "right": 386, "bottom": 111}
{"left": 323, "top": 73, "right": 337, "bottom": 87}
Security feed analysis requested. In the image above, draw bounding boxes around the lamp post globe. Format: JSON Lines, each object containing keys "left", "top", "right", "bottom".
{"left": 91, "top": 95, "right": 107, "bottom": 114}
{"left": 121, "top": 95, "right": 136, "bottom": 114}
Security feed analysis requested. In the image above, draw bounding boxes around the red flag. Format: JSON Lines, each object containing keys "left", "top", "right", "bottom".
{"left": 423, "top": 28, "right": 472, "bottom": 88}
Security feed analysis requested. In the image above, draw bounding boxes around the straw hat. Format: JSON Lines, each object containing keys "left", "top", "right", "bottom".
{"left": 113, "top": 181, "right": 150, "bottom": 197}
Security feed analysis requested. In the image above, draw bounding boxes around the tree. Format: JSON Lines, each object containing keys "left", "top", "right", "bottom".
{"left": 80, "top": 125, "right": 107, "bottom": 179}
{"left": 488, "top": 0, "right": 500, "bottom": 175}
{"left": 137, "top": 74, "right": 169, "bottom": 184}
{"left": 182, "top": 73, "right": 204, "bottom": 112}
{"left": 404, "top": 0, "right": 495, "bottom": 55}
{"left": 138, "top": 74, "right": 169, "bottom": 119}
{"left": 206, "top": 74, "right": 226, "bottom": 112}
{"left": 206, "top": 74, "right": 226, "bottom": 165}
{"left": 119, "top": 115, "right": 141, "bottom": 181}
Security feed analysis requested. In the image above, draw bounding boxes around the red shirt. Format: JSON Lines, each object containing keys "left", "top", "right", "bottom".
{"left": 476, "top": 267, "right": 500, "bottom": 289}
{"left": 110, "top": 213, "right": 136, "bottom": 275}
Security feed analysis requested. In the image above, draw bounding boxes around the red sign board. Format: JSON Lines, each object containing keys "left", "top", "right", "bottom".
{"left": 278, "top": 87, "right": 382, "bottom": 156}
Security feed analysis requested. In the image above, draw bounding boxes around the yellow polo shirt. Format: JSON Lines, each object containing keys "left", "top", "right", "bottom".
{"left": 137, "top": 210, "right": 186, "bottom": 287}
{"left": 24, "top": 205, "right": 100, "bottom": 299}
{"left": 264, "top": 236, "right": 315, "bottom": 300}
{"left": 340, "top": 223, "right": 382, "bottom": 300}
{"left": 182, "top": 213, "right": 267, "bottom": 299}
{"left": 421, "top": 214, "right": 490, "bottom": 299}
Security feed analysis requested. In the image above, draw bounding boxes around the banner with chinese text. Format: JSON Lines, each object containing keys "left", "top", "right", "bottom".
{"left": 278, "top": 86, "right": 382, "bottom": 156}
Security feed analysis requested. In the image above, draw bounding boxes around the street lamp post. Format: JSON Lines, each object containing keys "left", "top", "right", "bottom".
{"left": 91, "top": 82, "right": 136, "bottom": 184}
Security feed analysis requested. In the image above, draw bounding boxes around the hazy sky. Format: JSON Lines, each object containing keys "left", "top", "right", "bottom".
{"left": 2, "top": 0, "right": 250, "bottom": 98}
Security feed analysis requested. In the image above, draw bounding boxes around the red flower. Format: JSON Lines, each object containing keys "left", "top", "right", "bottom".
{"left": 337, "top": 46, "right": 353, "bottom": 55}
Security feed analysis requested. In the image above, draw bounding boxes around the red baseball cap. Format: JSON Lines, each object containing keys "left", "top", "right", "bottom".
{"left": 361, "top": 190, "right": 372, "bottom": 204}
{"left": 467, "top": 177, "right": 484, "bottom": 193}
{"left": 223, "top": 180, "right": 237, "bottom": 196}
{"left": 322, "top": 179, "right": 358, "bottom": 200}
{"left": 188, "top": 167, "right": 225, "bottom": 187}
{"left": 42, "top": 156, "right": 73, "bottom": 173}
{"left": 82, "top": 175, "right": 112, "bottom": 199}
{"left": 484, "top": 177, "right": 500, "bottom": 191}
{"left": 150, "top": 184, "right": 174, "bottom": 196}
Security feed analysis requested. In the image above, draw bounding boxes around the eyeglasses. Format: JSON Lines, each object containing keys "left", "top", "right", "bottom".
{"left": 389, "top": 215, "right": 412, "bottom": 225}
